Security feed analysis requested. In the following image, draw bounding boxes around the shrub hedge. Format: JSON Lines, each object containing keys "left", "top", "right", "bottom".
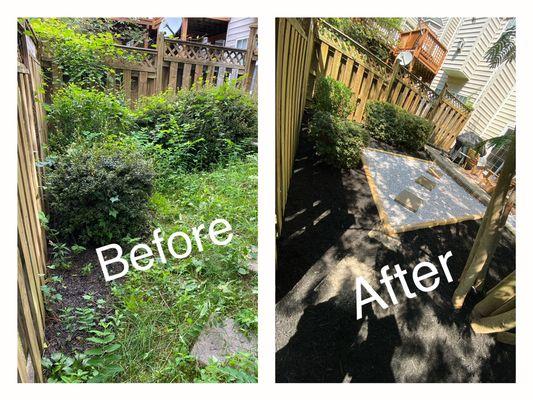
{"left": 308, "top": 110, "right": 369, "bottom": 168}
{"left": 46, "top": 138, "right": 154, "bottom": 246}
{"left": 364, "top": 100, "right": 433, "bottom": 151}
{"left": 132, "top": 81, "right": 257, "bottom": 171}
{"left": 46, "top": 84, "right": 133, "bottom": 153}
{"left": 313, "top": 76, "right": 354, "bottom": 118}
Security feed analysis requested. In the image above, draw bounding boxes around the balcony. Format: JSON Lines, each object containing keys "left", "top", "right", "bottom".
{"left": 393, "top": 24, "right": 447, "bottom": 82}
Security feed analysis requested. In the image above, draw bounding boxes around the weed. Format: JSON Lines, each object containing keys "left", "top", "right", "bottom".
{"left": 81, "top": 262, "right": 94, "bottom": 276}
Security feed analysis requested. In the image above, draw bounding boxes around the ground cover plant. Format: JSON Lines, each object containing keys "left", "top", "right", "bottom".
{"left": 37, "top": 19, "right": 258, "bottom": 381}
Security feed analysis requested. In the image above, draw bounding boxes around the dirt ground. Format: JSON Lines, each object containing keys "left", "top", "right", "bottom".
{"left": 275, "top": 136, "right": 516, "bottom": 383}
{"left": 44, "top": 249, "right": 114, "bottom": 356}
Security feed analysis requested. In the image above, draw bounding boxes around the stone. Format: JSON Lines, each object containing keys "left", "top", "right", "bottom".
{"left": 415, "top": 175, "right": 437, "bottom": 191}
{"left": 190, "top": 318, "right": 257, "bottom": 366}
{"left": 394, "top": 189, "right": 423, "bottom": 212}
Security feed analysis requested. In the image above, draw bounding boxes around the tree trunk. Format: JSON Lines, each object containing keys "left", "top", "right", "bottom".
{"left": 452, "top": 135, "right": 515, "bottom": 309}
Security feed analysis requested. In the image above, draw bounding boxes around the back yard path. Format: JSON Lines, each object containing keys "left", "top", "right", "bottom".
{"left": 275, "top": 137, "right": 515, "bottom": 383}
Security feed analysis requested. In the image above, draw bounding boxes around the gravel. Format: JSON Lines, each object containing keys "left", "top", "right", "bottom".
{"left": 362, "top": 148, "right": 486, "bottom": 233}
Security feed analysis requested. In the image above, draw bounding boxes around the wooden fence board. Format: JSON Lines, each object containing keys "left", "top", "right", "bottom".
{"left": 275, "top": 18, "right": 315, "bottom": 235}
{"left": 18, "top": 21, "right": 48, "bottom": 383}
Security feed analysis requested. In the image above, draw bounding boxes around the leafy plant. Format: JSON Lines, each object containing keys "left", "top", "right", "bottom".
{"left": 49, "top": 241, "right": 71, "bottom": 269}
{"left": 71, "top": 244, "right": 86, "bottom": 255}
{"left": 42, "top": 312, "right": 124, "bottom": 383}
{"left": 195, "top": 353, "right": 257, "bottom": 383}
{"left": 46, "top": 84, "right": 133, "bottom": 153}
{"left": 30, "top": 18, "right": 121, "bottom": 89}
{"left": 313, "top": 76, "right": 354, "bottom": 118}
{"left": 132, "top": 81, "right": 257, "bottom": 172}
{"left": 45, "top": 138, "right": 154, "bottom": 246}
{"left": 81, "top": 262, "right": 94, "bottom": 276}
{"left": 485, "top": 20, "right": 516, "bottom": 68}
{"left": 308, "top": 111, "right": 369, "bottom": 168}
{"left": 364, "top": 100, "right": 433, "bottom": 151}
{"left": 41, "top": 285, "right": 63, "bottom": 309}
{"left": 324, "top": 18, "right": 402, "bottom": 61}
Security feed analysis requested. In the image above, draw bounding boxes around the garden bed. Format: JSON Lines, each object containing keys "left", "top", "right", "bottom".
{"left": 275, "top": 135, "right": 515, "bottom": 382}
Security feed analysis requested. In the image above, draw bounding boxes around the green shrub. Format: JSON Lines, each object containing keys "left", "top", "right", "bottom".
{"left": 313, "top": 76, "right": 353, "bottom": 118}
{"left": 31, "top": 18, "right": 120, "bottom": 89}
{"left": 132, "top": 82, "right": 257, "bottom": 171}
{"left": 45, "top": 138, "right": 154, "bottom": 246}
{"left": 46, "top": 84, "right": 133, "bottom": 153}
{"left": 308, "top": 111, "right": 369, "bottom": 168}
{"left": 364, "top": 100, "right": 433, "bottom": 151}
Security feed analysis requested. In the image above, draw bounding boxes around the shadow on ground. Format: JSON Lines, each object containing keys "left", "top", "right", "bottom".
{"left": 275, "top": 136, "right": 516, "bottom": 383}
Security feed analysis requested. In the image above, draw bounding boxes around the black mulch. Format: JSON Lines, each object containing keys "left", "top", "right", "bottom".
{"left": 275, "top": 135, "right": 516, "bottom": 383}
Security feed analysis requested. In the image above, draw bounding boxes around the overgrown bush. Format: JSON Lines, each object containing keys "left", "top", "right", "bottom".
{"left": 308, "top": 111, "right": 369, "bottom": 168}
{"left": 30, "top": 18, "right": 120, "bottom": 89}
{"left": 46, "top": 84, "right": 133, "bottom": 153}
{"left": 324, "top": 18, "right": 402, "bottom": 61}
{"left": 133, "top": 82, "right": 257, "bottom": 171}
{"left": 365, "top": 100, "right": 433, "bottom": 151}
{"left": 313, "top": 76, "right": 353, "bottom": 118}
{"left": 45, "top": 138, "right": 154, "bottom": 246}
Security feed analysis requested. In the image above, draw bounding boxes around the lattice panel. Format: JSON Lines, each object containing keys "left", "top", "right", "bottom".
{"left": 165, "top": 40, "right": 246, "bottom": 67}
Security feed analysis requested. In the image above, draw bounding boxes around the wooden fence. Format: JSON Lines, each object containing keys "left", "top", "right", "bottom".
{"left": 45, "top": 24, "right": 258, "bottom": 105}
{"left": 275, "top": 18, "right": 472, "bottom": 234}
{"left": 275, "top": 18, "right": 315, "bottom": 234}
{"left": 310, "top": 20, "right": 472, "bottom": 151}
{"left": 17, "top": 21, "right": 48, "bottom": 383}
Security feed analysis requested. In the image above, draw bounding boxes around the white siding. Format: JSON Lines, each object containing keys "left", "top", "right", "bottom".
{"left": 225, "top": 17, "right": 257, "bottom": 48}
{"left": 429, "top": 17, "right": 516, "bottom": 141}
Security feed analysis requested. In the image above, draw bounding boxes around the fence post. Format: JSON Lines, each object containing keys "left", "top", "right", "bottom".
{"left": 427, "top": 83, "right": 447, "bottom": 122}
{"left": 244, "top": 23, "right": 258, "bottom": 91}
{"left": 155, "top": 32, "right": 165, "bottom": 94}
{"left": 384, "top": 59, "right": 400, "bottom": 102}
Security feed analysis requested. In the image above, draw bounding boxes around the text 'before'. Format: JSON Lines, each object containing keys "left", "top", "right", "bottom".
{"left": 96, "top": 218, "right": 233, "bottom": 282}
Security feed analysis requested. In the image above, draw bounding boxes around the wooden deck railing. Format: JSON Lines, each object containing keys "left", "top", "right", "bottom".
{"left": 45, "top": 24, "right": 258, "bottom": 105}
{"left": 395, "top": 26, "right": 447, "bottom": 77}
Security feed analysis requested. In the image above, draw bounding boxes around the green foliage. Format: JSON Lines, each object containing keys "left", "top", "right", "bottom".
{"left": 132, "top": 81, "right": 257, "bottom": 171}
{"left": 325, "top": 18, "right": 402, "bottom": 61}
{"left": 195, "top": 353, "right": 257, "bottom": 383}
{"left": 42, "top": 311, "right": 124, "bottom": 383}
{"left": 60, "top": 18, "right": 148, "bottom": 47}
{"left": 81, "top": 263, "right": 94, "bottom": 276}
{"left": 485, "top": 21, "right": 516, "bottom": 68}
{"left": 309, "top": 111, "right": 369, "bottom": 168}
{"left": 45, "top": 139, "right": 154, "bottom": 246}
{"left": 313, "top": 76, "right": 354, "bottom": 118}
{"left": 113, "top": 158, "right": 257, "bottom": 382}
{"left": 364, "top": 100, "right": 433, "bottom": 151}
{"left": 30, "top": 18, "right": 120, "bottom": 89}
{"left": 46, "top": 84, "right": 133, "bottom": 153}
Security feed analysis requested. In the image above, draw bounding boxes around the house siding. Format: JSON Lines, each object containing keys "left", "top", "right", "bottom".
{"left": 430, "top": 17, "right": 515, "bottom": 141}
{"left": 225, "top": 17, "right": 257, "bottom": 48}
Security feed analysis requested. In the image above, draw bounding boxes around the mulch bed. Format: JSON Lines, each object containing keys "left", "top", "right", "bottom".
{"left": 275, "top": 135, "right": 516, "bottom": 383}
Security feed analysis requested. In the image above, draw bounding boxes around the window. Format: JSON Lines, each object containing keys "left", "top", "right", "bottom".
{"left": 236, "top": 38, "right": 248, "bottom": 49}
